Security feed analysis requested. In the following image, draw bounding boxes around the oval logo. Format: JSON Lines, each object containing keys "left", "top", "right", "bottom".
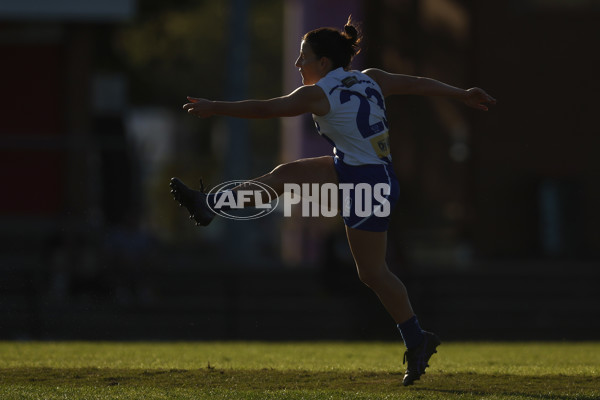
{"left": 206, "top": 180, "right": 279, "bottom": 221}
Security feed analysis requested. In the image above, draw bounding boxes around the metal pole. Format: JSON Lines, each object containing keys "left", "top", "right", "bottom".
{"left": 223, "top": 0, "right": 253, "bottom": 264}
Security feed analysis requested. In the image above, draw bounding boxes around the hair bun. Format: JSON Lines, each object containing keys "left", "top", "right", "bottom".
{"left": 344, "top": 24, "right": 358, "bottom": 42}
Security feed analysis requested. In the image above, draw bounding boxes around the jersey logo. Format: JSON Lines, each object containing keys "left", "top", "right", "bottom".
{"left": 342, "top": 76, "right": 358, "bottom": 88}
{"left": 369, "top": 132, "right": 391, "bottom": 158}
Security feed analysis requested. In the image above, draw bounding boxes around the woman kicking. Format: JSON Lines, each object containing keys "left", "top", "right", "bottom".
{"left": 170, "top": 18, "right": 495, "bottom": 386}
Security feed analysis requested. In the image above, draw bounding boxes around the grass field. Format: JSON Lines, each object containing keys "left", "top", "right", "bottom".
{"left": 1, "top": 341, "right": 599, "bottom": 399}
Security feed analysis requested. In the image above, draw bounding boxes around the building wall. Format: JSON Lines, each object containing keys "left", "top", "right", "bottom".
{"left": 362, "top": 0, "right": 600, "bottom": 264}
{"left": 0, "top": 36, "right": 64, "bottom": 216}
{"left": 469, "top": 2, "right": 600, "bottom": 258}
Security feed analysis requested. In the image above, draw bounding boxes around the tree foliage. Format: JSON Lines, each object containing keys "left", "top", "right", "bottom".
{"left": 116, "top": 1, "right": 283, "bottom": 106}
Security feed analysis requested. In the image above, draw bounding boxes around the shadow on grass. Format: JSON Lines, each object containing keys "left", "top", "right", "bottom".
{"left": 1, "top": 367, "right": 598, "bottom": 399}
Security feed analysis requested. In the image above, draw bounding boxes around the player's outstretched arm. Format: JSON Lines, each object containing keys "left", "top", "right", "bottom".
{"left": 363, "top": 68, "right": 496, "bottom": 111}
{"left": 183, "top": 85, "right": 329, "bottom": 119}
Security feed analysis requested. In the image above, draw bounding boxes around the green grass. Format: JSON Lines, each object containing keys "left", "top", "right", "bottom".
{"left": 1, "top": 341, "right": 599, "bottom": 399}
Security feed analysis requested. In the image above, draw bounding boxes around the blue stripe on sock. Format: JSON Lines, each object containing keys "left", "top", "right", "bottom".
{"left": 397, "top": 316, "right": 425, "bottom": 349}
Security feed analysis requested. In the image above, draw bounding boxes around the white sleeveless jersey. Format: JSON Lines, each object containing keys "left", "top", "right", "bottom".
{"left": 313, "top": 68, "right": 391, "bottom": 166}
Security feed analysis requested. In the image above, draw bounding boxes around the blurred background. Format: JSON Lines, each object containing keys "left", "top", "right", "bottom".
{"left": 1, "top": 0, "right": 599, "bottom": 341}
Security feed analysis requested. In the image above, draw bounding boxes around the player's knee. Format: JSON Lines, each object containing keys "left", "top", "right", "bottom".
{"left": 356, "top": 264, "right": 387, "bottom": 289}
{"left": 269, "top": 163, "right": 283, "bottom": 175}
{"left": 269, "top": 162, "right": 294, "bottom": 178}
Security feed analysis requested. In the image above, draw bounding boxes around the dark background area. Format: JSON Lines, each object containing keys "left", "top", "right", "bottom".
{"left": 1, "top": 0, "right": 599, "bottom": 342}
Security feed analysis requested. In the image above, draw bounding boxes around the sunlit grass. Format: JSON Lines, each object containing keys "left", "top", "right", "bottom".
{"left": 1, "top": 341, "right": 599, "bottom": 399}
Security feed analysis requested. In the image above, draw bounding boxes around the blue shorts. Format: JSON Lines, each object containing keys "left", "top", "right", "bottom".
{"left": 333, "top": 157, "right": 400, "bottom": 232}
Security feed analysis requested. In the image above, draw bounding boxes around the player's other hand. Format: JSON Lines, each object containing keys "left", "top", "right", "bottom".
{"left": 463, "top": 88, "right": 496, "bottom": 111}
{"left": 183, "top": 96, "right": 213, "bottom": 118}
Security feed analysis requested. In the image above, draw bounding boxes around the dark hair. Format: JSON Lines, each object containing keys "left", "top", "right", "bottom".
{"left": 303, "top": 16, "right": 361, "bottom": 70}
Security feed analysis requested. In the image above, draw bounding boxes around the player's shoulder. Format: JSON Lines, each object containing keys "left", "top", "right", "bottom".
{"left": 289, "top": 84, "right": 327, "bottom": 103}
{"left": 361, "top": 68, "right": 387, "bottom": 85}
{"left": 320, "top": 68, "right": 378, "bottom": 90}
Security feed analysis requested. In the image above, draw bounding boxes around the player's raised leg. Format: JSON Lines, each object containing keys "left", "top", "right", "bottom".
{"left": 235, "top": 155, "right": 338, "bottom": 206}
{"left": 170, "top": 156, "right": 338, "bottom": 225}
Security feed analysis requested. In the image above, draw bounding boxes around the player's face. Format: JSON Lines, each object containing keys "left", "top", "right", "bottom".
{"left": 295, "top": 41, "right": 322, "bottom": 85}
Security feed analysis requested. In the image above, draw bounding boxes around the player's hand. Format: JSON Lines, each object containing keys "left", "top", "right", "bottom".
{"left": 462, "top": 87, "right": 496, "bottom": 111}
{"left": 183, "top": 96, "right": 214, "bottom": 118}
